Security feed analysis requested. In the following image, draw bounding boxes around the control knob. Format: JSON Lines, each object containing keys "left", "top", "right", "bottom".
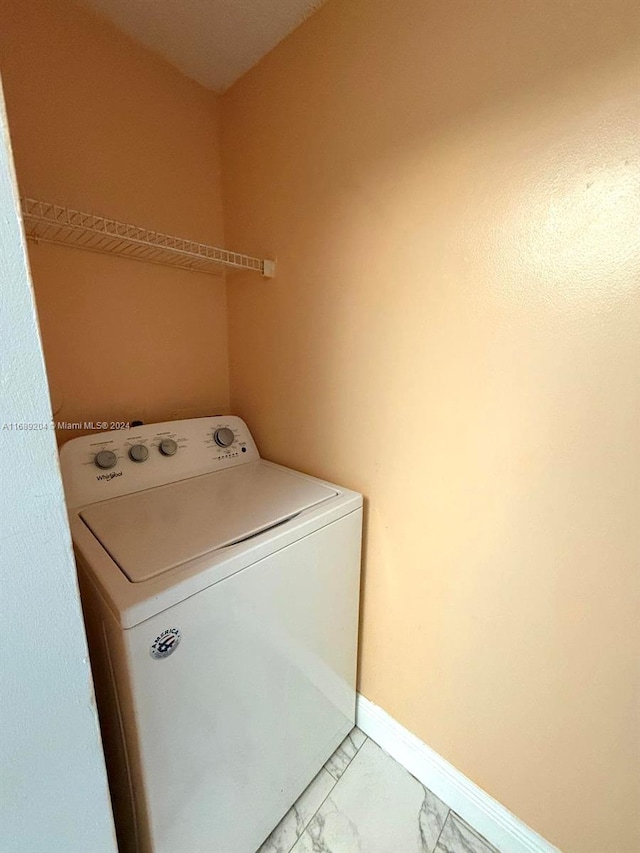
{"left": 95, "top": 450, "right": 117, "bottom": 470}
{"left": 129, "top": 444, "right": 149, "bottom": 463}
{"left": 214, "top": 427, "right": 235, "bottom": 448}
{"left": 159, "top": 438, "right": 178, "bottom": 457}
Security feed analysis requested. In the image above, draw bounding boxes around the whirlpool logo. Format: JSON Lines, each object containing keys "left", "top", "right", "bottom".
{"left": 150, "top": 628, "right": 182, "bottom": 660}
{"left": 96, "top": 471, "right": 123, "bottom": 482}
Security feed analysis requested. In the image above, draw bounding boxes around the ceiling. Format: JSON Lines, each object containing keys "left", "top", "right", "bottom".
{"left": 76, "top": 0, "right": 326, "bottom": 92}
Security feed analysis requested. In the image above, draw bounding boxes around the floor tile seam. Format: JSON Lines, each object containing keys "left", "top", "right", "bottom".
{"left": 430, "top": 806, "right": 452, "bottom": 853}
{"left": 350, "top": 731, "right": 368, "bottom": 762}
{"left": 362, "top": 734, "right": 453, "bottom": 853}
{"left": 330, "top": 730, "right": 369, "bottom": 781}
{"left": 325, "top": 730, "right": 368, "bottom": 782}
{"left": 450, "top": 810, "right": 500, "bottom": 853}
{"left": 364, "top": 734, "right": 451, "bottom": 826}
{"left": 283, "top": 768, "right": 339, "bottom": 853}
{"left": 287, "top": 734, "right": 369, "bottom": 852}
{"left": 325, "top": 761, "right": 340, "bottom": 783}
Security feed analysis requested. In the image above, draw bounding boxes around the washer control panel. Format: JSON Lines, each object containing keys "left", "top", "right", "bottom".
{"left": 60, "top": 416, "right": 260, "bottom": 508}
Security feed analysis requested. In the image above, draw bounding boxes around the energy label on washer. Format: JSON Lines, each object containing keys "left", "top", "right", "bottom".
{"left": 150, "top": 628, "right": 181, "bottom": 659}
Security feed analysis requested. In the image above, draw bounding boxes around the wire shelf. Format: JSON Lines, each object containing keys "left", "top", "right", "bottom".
{"left": 20, "top": 197, "right": 275, "bottom": 278}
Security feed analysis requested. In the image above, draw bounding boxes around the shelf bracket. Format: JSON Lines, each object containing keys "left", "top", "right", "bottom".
{"left": 262, "top": 259, "right": 276, "bottom": 278}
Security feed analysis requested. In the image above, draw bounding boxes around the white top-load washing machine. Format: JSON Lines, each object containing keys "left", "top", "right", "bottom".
{"left": 60, "top": 416, "right": 362, "bottom": 853}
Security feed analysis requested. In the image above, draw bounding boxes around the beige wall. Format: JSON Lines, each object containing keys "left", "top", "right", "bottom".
{"left": 220, "top": 1, "right": 640, "bottom": 851}
{"left": 0, "top": 0, "right": 229, "bottom": 436}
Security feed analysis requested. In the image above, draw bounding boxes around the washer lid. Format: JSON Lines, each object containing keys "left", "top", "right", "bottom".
{"left": 79, "top": 461, "right": 338, "bottom": 582}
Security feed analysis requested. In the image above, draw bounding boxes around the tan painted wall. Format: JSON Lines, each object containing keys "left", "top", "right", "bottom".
{"left": 220, "top": 1, "right": 640, "bottom": 850}
{"left": 0, "top": 0, "right": 229, "bottom": 436}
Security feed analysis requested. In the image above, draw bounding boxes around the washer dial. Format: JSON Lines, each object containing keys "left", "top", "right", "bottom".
{"left": 95, "top": 450, "right": 117, "bottom": 470}
{"left": 129, "top": 444, "right": 149, "bottom": 463}
{"left": 214, "top": 427, "right": 235, "bottom": 448}
{"left": 159, "top": 438, "right": 178, "bottom": 457}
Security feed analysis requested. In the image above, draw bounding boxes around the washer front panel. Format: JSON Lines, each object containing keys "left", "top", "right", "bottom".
{"left": 122, "top": 510, "right": 361, "bottom": 853}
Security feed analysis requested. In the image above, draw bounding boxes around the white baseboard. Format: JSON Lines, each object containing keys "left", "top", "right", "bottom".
{"left": 355, "top": 694, "right": 561, "bottom": 853}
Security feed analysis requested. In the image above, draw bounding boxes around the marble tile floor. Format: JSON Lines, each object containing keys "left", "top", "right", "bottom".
{"left": 258, "top": 729, "right": 500, "bottom": 853}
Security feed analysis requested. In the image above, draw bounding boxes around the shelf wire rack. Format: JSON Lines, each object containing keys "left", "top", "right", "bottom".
{"left": 20, "top": 197, "right": 275, "bottom": 278}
